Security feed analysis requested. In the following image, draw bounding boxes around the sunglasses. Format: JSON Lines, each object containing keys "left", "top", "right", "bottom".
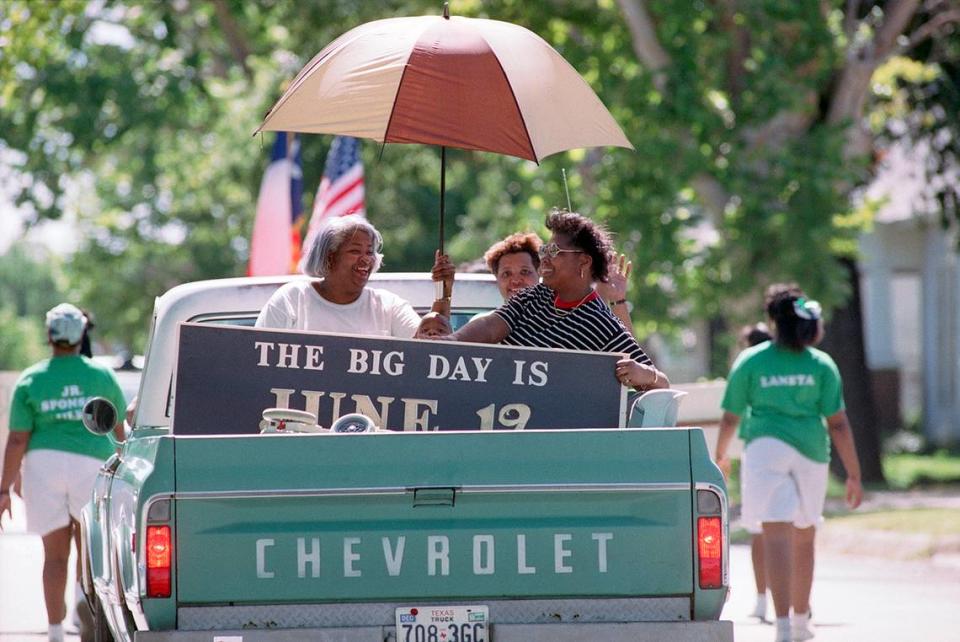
{"left": 538, "top": 243, "right": 584, "bottom": 260}
{"left": 793, "top": 297, "right": 822, "bottom": 321}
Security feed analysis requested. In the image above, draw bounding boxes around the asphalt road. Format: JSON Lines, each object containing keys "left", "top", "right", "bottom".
{"left": 3, "top": 490, "right": 959, "bottom": 641}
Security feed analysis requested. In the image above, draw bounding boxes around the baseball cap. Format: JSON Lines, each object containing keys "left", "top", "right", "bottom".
{"left": 45, "top": 303, "right": 88, "bottom": 345}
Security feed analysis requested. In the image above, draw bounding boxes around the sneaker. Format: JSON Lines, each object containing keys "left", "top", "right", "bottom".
{"left": 792, "top": 611, "right": 814, "bottom": 641}
{"left": 750, "top": 593, "right": 768, "bottom": 621}
{"left": 774, "top": 617, "right": 792, "bottom": 642}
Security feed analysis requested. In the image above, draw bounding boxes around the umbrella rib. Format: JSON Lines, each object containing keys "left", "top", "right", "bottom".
{"left": 487, "top": 46, "right": 540, "bottom": 165}
{"left": 257, "top": 33, "right": 362, "bottom": 133}
{"left": 383, "top": 64, "right": 414, "bottom": 144}
{"left": 382, "top": 22, "right": 430, "bottom": 144}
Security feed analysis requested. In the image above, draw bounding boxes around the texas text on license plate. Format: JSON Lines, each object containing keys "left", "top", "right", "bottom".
{"left": 395, "top": 605, "right": 489, "bottom": 642}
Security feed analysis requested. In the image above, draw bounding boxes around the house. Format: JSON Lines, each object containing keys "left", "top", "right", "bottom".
{"left": 860, "top": 143, "right": 960, "bottom": 448}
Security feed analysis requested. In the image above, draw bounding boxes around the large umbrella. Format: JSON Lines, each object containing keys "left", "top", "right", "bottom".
{"left": 256, "top": 7, "right": 632, "bottom": 254}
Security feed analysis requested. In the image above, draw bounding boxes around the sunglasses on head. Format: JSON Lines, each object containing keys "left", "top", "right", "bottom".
{"left": 793, "top": 297, "right": 822, "bottom": 321}
{"left": 538, "top": 243, "right": 584, "bottom": 259}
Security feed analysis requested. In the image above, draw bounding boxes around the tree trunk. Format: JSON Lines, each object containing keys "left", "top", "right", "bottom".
{"left": 818, "top": 257, "right": 886, "bottom": 484}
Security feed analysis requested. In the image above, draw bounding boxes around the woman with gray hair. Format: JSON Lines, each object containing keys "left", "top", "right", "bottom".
{"left": 256, "top": 215, "right": 450, "bottom": 336}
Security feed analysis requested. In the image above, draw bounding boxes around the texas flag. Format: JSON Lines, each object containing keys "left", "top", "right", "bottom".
{"left": 248, "top": 132, "right": 303, "bottom": 276}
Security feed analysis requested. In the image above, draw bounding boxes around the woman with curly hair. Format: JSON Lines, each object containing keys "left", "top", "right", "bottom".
{"left": 482, "top": 231, "right": 542, "bottom": 301}
{"left": 441, "top": 208, "right": 667, "bottom": 392}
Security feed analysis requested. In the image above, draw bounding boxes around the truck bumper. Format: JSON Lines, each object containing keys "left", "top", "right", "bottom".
{"left": 135, "top": 621, "right": 733, "bottom": 642}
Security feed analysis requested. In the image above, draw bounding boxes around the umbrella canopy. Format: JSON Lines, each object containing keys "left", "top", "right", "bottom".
{"left": 256, "top": 14, "right": 633, "bottom": 162}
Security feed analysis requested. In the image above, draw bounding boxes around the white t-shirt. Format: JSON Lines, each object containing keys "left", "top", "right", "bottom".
{"left": 255, "top": 281, "right": 422, "bottom": 338}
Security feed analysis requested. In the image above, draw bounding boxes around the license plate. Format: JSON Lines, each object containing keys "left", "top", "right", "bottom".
{"left": 395, "top": 605, "right": 489, "bottom": 642}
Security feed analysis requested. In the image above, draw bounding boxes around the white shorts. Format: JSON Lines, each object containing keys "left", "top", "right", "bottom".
{"left": 22, "top": 449, "right": 105, "bottom": 536}
{"left": 741, "top": 437, "right": 829, "bottom": 529}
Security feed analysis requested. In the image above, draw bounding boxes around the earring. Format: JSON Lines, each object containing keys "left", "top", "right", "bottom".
{"left": 579, "top": 267, "right": 584, "bottom": 279}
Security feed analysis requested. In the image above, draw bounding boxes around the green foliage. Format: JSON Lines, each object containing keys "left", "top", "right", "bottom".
{"left": 0, "top": 244, "right": 67, "bottom": 318}
{"left": 0, "top": 306, "right": 47, "bottom": 370}
{"left": 883, "top": 451, "right": 960, "bottom": 489}
{"left": 869, "top": 52, "right": 960, "bottom": 227}
{"left": 866, "top": 3, "right": 960, "bottom": 229}
{"left": 1, "top": 0, "right": 949, "bottom": 354}
{"left": 0, "top": 245, "right": 66, "bottom": 369}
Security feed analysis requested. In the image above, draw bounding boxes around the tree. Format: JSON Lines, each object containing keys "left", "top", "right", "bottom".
{"left": 2, "top": 1, "right": 958, "bottom": 478}
{"left": 0, "top": 307, "right": 47, "bottom": 371}
{"left": 0, "top": 245, "right": 65, "bottom": 369}
{"left": 0, "top": 0, "right": 449, "bottom": 347}
{"left": 601, "top": 0, "right": 959, "bottom": 482}
{"left": 0, "top": 244, "right": 67, "bottom": 319}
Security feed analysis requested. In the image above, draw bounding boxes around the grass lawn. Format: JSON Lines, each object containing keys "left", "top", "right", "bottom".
{"left": 725, "top": 451, "right": 960, "bottom": 545}
{"left": 883, "top": 451, "right": 960, "bottom": 489}
{"left": 826, "top": 507, "right": 960, "bottom": 537}
{"left": 726, "top": 451, "right": 960, "bottom": 503}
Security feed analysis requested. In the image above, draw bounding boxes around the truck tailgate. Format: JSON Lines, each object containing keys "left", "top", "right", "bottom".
{"left": 172, "top": 429, "right": 695, "bottom": 604}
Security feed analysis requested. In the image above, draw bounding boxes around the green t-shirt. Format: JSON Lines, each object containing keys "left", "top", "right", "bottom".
{"left": 9, "top": 354, "right": 127, "bottom": 460}
{"left": 721, "top": 342, "right": 844, "bottom": 463}
{"left": 735, "top": 340, "right": 769, "bottom": 442}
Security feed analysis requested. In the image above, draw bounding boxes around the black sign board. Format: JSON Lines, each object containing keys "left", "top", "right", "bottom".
{"left": 172, "top": 323, "right": 626, "bottom": 435}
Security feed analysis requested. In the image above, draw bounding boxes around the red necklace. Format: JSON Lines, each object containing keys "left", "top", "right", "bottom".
{"left": 553, "top": 290, "right": 599, "bottom": 313}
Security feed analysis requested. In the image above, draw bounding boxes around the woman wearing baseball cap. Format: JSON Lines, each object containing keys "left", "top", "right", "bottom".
{"left": 0, "top": 303, "right": 127, "bottom": 642}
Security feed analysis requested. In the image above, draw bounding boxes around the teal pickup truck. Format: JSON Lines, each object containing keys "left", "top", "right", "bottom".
{"left": 80, "top": 274, "right": 732, "bottom": 642}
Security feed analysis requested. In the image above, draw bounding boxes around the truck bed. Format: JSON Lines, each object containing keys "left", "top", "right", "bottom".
{"left": 144, "top": 428, "right": 728, "bottom": 638}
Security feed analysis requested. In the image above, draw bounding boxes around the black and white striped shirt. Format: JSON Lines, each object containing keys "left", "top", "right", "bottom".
{"left": 493, "top": 284, "right": 652, "bottom": 365}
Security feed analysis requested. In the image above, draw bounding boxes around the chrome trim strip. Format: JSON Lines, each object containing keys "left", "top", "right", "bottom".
{"left": 460, "top": 482, "right": 691, "bottom": 494}
{"left": 170, "top": 482, "right": 691, "bottom": 500}
{"left": 695, "top": 482, "right": 730, "bottom": 587}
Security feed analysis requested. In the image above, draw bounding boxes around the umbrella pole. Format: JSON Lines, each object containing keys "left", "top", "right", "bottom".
{"left": 438, "top": 145, "right": 452, "bottom": 301}
{"left": 439, "top": 145, "right": 446, "bottom": 256}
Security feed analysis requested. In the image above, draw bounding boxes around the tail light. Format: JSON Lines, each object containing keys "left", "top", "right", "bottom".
{"left": 696, "top": 488, "right": 725, "bottom": 589}
{"left": 145, "top": 525, "right": 172, "bottom": 597}
{"left": 697, "top": 516, "right": 723, "bottom": 588}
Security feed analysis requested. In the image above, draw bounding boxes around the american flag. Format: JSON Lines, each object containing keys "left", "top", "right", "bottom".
{"left": 301, "top": 136, "right": 365, "bottom": 261}
{"left": 248, "top": 132, "right": 303, "bottom": 276}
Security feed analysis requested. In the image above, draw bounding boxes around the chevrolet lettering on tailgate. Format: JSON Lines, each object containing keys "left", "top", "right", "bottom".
{"left": 253, "top": 532, "right": 614, "bottom": 579}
